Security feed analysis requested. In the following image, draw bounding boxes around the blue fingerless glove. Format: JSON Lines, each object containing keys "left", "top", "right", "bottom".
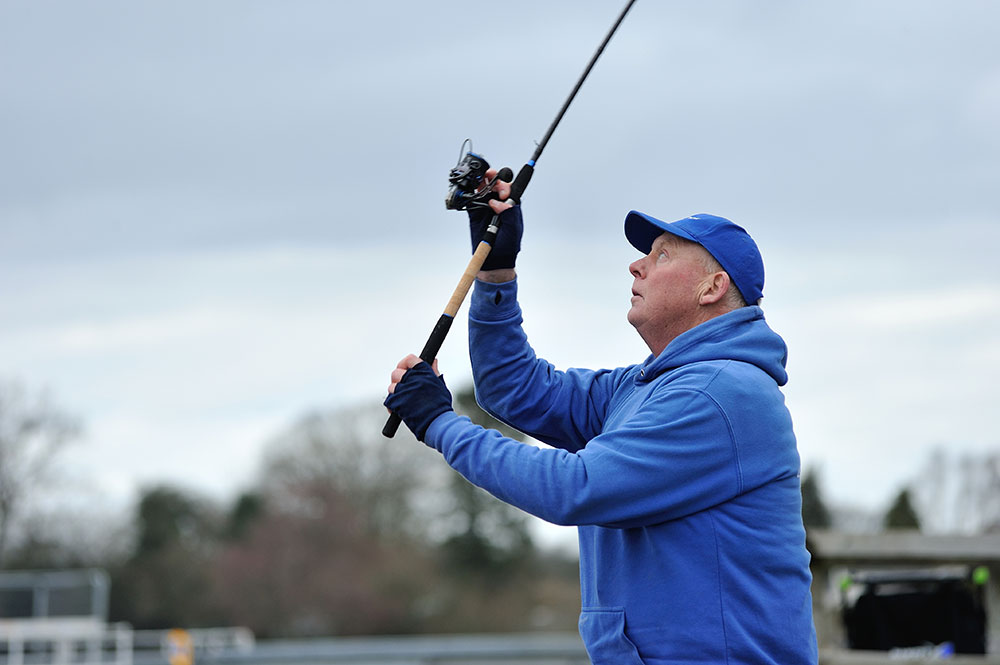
{"left": 383, "top": 362, "right": 453, "bottom": 442}
{"left": 468, "top": 204, "right": 523, "bottom": 270}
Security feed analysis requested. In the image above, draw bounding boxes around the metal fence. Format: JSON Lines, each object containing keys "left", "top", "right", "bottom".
{"left": 8, "top": 625, "right": 1000, "bottom": 665}
{"left": 165, "top": 634, "right": 590, "bottom": 665}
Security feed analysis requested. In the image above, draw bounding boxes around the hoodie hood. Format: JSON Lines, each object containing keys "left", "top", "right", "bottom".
{"left": 639, "top": 306, "right": 789, "bottom": 386}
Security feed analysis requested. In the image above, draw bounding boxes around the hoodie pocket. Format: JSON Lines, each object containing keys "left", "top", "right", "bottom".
{"left": 578, "top": 607, "right": 645, "bottom": 664}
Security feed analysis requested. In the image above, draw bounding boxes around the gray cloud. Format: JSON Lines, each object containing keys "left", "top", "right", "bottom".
{"left": 2, "top": 1, "right": 998, "bottom": 511}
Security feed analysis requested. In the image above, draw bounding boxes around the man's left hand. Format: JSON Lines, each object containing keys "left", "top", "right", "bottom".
{"left": 384, "top": 355, "right": 453, "bottom": 442}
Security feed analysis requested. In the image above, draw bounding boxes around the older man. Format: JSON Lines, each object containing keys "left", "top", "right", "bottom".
{"left": 386, "top": 181, "right": 817, "bottom": 664}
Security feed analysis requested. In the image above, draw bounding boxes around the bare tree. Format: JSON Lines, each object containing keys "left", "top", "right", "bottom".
{"left": 0, "top": 380, "right": 80, "bottom": 567}
{"left": 258, "top": 403, "right": 444, "bottom": 541}
{"left": 209, "top": 403, "right": 443, "bottom": 636}
{"left": 911, "top": 447, "right": 1000, "bottom": 534}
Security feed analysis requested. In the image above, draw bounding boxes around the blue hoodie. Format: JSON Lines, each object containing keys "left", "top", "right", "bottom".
{"left": 424, "top": 278, "right": 817, "bottom": 665}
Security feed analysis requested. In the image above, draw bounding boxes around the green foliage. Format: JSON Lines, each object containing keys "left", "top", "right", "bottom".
{"left": 225, "top": 492, "right": 264, "bottom": 541}
{"left": 109, "top": 484, "right": 224, "bottom": 629}
{"left": 883, "top": 488, "right": 921, "bottom": 530}
{"left": 135, "top": 485, "right": 219, "bottom": 556}
{"left": 443, "top": 387, "right": 537, "bottom": 579}
{"left": 801, "top": 467, "right": 832, "bottom": 529}
{"left": 439, "top": 475, "right": 535, "bottom": 579}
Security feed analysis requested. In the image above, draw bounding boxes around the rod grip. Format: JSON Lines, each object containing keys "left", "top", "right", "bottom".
{"left": 509, "top": 163, "right": 534, "bottom": 204}
{"left": 382, "top": 313, "right": 455, "bottom": 438}
{"left": 381, "top": 411, "right": 404, "bottom": 438}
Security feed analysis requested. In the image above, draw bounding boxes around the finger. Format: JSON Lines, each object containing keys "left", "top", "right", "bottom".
{"left": 477, "top": 168, "right": 499, "bottom": 193}
{"left": 396, "top": 354, "right": 423, "bottom": 371}
{"left": 489, "top": 199, "right": 514, "bottom": 215}
{"left": 389, "top": 354, "right": 423, "bottom": 394}
{"left": 390, "top": 366, "right": 408, "bottom": 385}
{"left": 388, "top": 369, "right": 406, "bottom": 394}
{"left": 493, "top": 179, "right": 511, "bottom": 200}
{"left": 430, "top": 358, "right": 441, "bottom": 376}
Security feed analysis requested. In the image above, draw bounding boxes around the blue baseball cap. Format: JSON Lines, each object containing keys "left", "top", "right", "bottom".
{"left": 624, "top": 211, "right": 765, "bottom": 305}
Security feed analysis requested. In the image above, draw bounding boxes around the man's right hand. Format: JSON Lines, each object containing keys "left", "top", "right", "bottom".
{"left": 468, "top": 168, "right": 522, "bottom": 274}
{"left": 481, "top": 167, "right": 513, "bottom": 215}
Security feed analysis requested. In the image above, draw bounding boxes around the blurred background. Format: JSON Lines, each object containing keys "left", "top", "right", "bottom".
{"left": 2, "top": 0, "right": 999, "bottom": 644}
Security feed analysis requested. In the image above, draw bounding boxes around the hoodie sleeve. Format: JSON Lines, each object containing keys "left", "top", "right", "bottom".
{"left": 424, "top": 383, "right": 743, "bottom": 529}
{"left": 468, "top": 278, "right": 628, "bottom": 452}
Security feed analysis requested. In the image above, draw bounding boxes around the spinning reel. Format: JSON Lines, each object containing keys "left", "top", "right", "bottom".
{"left": 445, "top": 139, "right": 512, "bottom": 211}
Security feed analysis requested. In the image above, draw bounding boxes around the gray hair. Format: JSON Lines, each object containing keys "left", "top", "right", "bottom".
{"left": 700, "top": 252, "right": 748, "bottom": 309}
{"left": 660, "top": 233, "right": 750, "bottom": 309}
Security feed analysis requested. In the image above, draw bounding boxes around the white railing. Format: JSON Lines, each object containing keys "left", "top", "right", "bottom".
{"left": 131, "top": 628, "right": 254, "bottom": 662}
{"left": 0, "top": 617, "right": 132, "bottom": 665}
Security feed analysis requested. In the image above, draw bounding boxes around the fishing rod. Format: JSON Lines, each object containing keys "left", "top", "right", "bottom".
{"left": 383, "top": 0, "right": 638, "bottom": 438}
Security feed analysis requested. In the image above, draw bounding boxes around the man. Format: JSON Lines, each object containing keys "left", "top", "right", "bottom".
{"left": 385, "top": 175, "right": 818, "bottom": 664}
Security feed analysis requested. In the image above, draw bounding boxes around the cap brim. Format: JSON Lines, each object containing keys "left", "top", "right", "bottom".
{"left": 625, "top": 210, "right": 696, "bottom": 254}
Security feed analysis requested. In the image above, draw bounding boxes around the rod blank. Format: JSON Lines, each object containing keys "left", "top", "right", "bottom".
{"left": 383, "top": 0, "right": 637, "bottom": 438}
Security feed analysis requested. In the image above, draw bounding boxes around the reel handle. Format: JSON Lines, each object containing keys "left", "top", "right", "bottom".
{"left": 477, "top": 166, "right": 515, "bottom": 207}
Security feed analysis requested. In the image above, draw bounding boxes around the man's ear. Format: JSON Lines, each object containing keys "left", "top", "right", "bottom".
{"left": 698, "top": 271, "right": 731, "bottom": 305}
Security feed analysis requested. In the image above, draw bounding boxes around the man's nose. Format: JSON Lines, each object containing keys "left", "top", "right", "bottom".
{"left": 629, "top": 257, "right": 644, "bottom": 278}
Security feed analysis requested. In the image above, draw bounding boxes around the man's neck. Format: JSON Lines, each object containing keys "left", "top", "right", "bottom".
{"left": 643, "top": 306, "right": 734, "bottom": 356}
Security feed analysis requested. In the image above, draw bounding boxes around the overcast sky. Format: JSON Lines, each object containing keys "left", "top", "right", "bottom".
{"left": 2, "top": 1, "right": 998, "bottom": 541}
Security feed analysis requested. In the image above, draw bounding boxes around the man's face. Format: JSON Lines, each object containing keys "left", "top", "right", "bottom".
{"left": 627, "top": 233, "right": 713, "bottom": 352}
